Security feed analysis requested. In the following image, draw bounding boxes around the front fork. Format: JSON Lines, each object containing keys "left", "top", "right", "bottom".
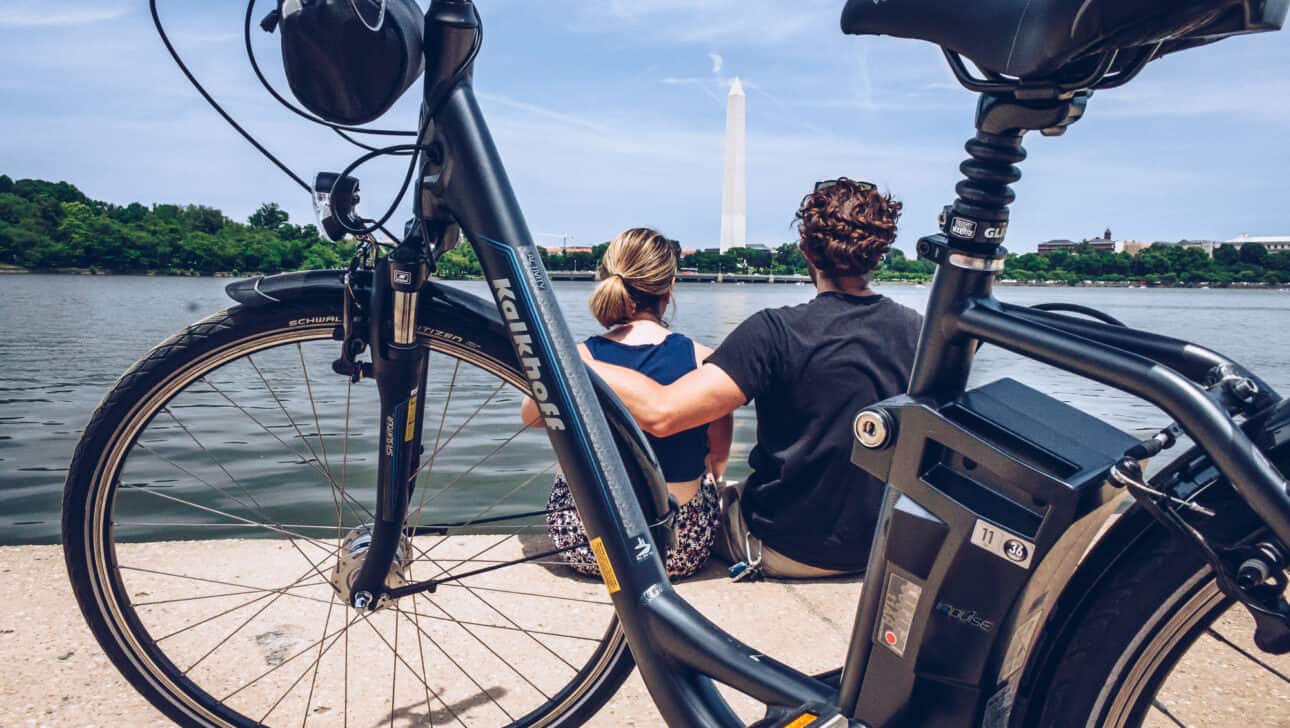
{"left": 349, "top": 240, "right": 433, "bottom": 609}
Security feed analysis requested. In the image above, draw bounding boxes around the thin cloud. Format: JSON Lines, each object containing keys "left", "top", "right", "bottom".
{"left": 708, "top": 52, "right": 724, "bottom": 75}
{"left": 475, "top": 92, "right": 613, "bottom": 136}
{"left": 661, "top": 77, "right": 725, "bottom": 105}
{"left": 0, "top": 6, "right": 128, "bottom": 27}
{"left": 587, "top": 0, "right": 838, "bottom": 46}
{"left": 660, "top": 51, "right": 740, "bottom": 107}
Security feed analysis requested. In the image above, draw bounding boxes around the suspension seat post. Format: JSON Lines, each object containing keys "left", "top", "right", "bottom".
{"left": 947, "top": 128, "right": 1025, "bottom": 251}
{"left": 904, "top": 91, "right": 1087, "bottom": 400}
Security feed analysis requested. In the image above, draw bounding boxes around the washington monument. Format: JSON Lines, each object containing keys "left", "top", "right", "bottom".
{"left": 719, "top": 78, "right": 746, "bottom": 252}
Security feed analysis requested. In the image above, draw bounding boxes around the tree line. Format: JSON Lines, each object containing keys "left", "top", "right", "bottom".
{"left": 0, "top": 176, "right": 353, "bottom": 274}
{"left": 1007, "top": 241, "right": 1290, "bottom": 286}
{"left": 519, "top": 241, "right": 936, "bottom": 282}
{"left": 4, "top": 175, "right": 1283, "bottom": 286}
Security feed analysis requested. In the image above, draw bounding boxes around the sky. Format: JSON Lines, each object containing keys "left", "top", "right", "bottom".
{"left": 1, "top": 0, "right": 1287, "bottom": 253}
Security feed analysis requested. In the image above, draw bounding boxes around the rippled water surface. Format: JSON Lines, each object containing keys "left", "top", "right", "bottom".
{"left": 2, "top": 274, "right": 1287, "bottom": 544}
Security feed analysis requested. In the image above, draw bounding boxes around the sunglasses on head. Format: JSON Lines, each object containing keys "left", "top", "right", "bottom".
{"left": 814, "top": 178, "right": 876, "bottom": 193}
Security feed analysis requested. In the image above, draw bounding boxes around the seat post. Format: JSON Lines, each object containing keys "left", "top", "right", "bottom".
{"left": 904, "top": 92, "right": 1087, "bottom": 401}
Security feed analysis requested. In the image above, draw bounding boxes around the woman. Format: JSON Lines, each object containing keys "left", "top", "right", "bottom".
{"left": 522, "top": 228, "right": 732, "bottom": 578}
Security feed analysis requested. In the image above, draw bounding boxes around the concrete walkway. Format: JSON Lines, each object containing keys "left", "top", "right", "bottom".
{"left": 0, "top": 543, "right": 1284, "bottom": 727}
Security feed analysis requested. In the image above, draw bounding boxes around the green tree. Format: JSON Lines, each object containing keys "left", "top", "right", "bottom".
{"left": 1239, "top": 242, "right": 1269, "bottom": 266}
{"left": 0, "top": 175, "right": 355, "bottom": 274}
{"left": 1214, "top": 244, "right": 1240, "bottom": 266}
{"left": 774, "top": 242, "right": 806, "bottom": 270}
{"left": 435, "top": 243, "right": 482, "bottom": 279}
{"left": 1268, "top": 252, "right": 1290, "bottom": 273}
{"left": 248, "top": 202, "right": 290, "bottom": 230}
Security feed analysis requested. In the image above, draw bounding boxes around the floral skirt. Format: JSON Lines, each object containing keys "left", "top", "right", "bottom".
{"left": 546, "top": 474, "right": 720, "bottom": 579}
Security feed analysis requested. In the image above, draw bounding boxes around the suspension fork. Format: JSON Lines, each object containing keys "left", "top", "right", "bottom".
{"left": 349, "top": 239, "right": 433, "bottom": 609}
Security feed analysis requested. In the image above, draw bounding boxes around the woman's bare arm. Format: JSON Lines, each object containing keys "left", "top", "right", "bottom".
{"left": 519, "top": 396, "right": 543, "bottom": 428}
{"left": 705, "top": 413, "right": 733, "bottom": 482}
{"left": 690, "top": 342, "right": 732, "bottom": 480}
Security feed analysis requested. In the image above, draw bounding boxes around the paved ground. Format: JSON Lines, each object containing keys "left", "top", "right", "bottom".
{"left": 1, "top": 543, "right": 1284, "bottom": 727}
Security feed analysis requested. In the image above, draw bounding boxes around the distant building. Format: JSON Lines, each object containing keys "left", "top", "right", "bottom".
{"left": 1120, "top": 240, "right": 1152, "bottom": 256}
{"left": 1037, "top": 228, "right": 1119, "bottom": 254}
{"left": 538, "top": 245, "right": 595, "bottom": 255}
{"left": 1177, "top": 240, "right": 1220, "bottom": 257}
{"left": 1128, "top": 240, "right": 1221, "bottom": 257}
{"left": 1059, "top": 234, "right": 1290, "bottom": 258}
{"left": 1036, "top": 238, "right": 1079, "bottom": 253}
{"left": 1227, "top": 234, "right": 1290, "bottom": 254}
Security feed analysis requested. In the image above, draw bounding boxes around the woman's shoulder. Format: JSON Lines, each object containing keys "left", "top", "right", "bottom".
{"left": 661, "top": 331, "right": 717, "bottom": 366}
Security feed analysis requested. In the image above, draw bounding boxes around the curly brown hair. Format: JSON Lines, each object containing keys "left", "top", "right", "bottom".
{"left": 794, "top": 178, "right": 902, "bottom": 278}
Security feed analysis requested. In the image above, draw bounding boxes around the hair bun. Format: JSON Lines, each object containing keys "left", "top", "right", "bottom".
{"left": 589, "top": 228, "right": 677, "bottom": 328}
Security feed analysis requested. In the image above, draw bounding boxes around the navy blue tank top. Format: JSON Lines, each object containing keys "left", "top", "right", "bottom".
{"left": 585, "top": 333, "right": 709, "bottom": 482}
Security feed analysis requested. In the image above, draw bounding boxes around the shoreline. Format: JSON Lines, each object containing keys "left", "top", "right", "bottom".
{"left": 3, "top": 266, "right": 1287, "bottom": 290}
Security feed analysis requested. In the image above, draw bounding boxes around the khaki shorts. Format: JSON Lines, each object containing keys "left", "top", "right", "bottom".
{"left": 715, "top": 480, "right": 858, "bottom": 580}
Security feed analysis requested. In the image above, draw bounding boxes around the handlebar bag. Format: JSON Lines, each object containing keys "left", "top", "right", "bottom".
{"left": 278, "top": 0, "right": 424, "bottom": 126}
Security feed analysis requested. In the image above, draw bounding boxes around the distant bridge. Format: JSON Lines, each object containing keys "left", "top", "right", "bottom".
{"left": 547, "top": 271, "right": 811, "bottom": 285}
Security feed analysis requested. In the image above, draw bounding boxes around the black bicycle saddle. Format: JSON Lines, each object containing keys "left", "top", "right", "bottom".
{"left": 841, "top": 0, "right": 1287, "bottom": 80}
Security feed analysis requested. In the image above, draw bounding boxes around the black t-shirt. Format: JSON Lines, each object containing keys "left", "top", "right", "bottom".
{"left": 706, "top": 291, "right": 922, "bottom": 570}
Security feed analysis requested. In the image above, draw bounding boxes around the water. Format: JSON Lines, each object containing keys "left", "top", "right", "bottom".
{"left": 1, "top": 274, "right": 1287, "bottom": 545}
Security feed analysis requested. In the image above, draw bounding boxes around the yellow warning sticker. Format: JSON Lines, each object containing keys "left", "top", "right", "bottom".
{"left": 404, "top": 395, "right": 417, "bottom": 442}
{"left": 784, "top": 713, "right": 819, "bottom": 728}
{"left": 589, "top": 537, "right": 620, "bottom": 594}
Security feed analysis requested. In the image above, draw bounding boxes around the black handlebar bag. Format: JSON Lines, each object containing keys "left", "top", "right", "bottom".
{"left": 278, "top": 0, "right": 424, "bottom": 126}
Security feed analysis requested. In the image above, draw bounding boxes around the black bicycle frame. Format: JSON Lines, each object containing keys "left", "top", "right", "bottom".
{"left": 351, "top": 2, "right": 1290, "bottom": 725}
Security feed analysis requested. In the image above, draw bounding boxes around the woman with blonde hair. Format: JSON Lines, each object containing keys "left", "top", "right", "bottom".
{"left": 522, "top": 227, "right": 731, "bottom": 578}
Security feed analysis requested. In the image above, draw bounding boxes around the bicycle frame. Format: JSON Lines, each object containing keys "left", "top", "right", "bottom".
{"left": 346, "top": 1, "right": 1290, "bottom": 725}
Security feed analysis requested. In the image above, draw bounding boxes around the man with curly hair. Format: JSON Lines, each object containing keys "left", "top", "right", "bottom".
{"left": 585, "top": 178, "right": 923, "bottom": 578}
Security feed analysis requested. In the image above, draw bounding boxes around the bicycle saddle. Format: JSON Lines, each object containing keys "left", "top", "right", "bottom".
{"left": 841, "top": 0, "right": 1288, "bottom": 81}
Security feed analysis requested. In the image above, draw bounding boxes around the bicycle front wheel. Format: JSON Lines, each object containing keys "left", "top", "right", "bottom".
{"left": 62, "top": 290, "right": 638, "bottom": 727}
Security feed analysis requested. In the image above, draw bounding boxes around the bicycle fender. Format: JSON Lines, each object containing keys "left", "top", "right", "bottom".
{"left": 225, "top": 268, "right": 350, "bottom": 305}
{"left": 990, "top": 478, "right": 1241, "bottom": 727}
{"left": 970, "top": 493, "right": 1140, "bottom": 727}
{"left": 225, "top": 270, "right": 673, "bottom": 538}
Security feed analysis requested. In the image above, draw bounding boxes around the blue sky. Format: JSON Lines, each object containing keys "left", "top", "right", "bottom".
{"left": 2, "top": 0, "right": 1287, "bottom": 253}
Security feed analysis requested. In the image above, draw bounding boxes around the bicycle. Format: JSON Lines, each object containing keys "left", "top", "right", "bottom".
{"left": 62, "top": 0, "right": 1290, "bottom": 726}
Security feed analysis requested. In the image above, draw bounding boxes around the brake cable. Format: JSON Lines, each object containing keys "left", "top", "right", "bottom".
{"left": 152, "top": 0, "right": 396, "bottom": 240}
{"left": 1112, "top": 453, "right": 1290, "bottom": 653}
{"left": 329, "top": 4, "right": 484, "bottom": 237}
{"left": 1030, "top": 301, "right": 1126, "bottom": 327}
{"left": 150, "top": 0, "right": 311, "bottom": 192}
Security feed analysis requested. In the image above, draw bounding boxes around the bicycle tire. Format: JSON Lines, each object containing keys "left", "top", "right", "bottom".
{"left": 1032, "top": 469, "right": 1287, "bottom": 727}
{"left": 62, "top": 291, "right": 642, "bottom": 727}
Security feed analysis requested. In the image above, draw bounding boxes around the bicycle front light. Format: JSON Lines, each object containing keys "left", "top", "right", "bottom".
{"left": 313, "top": 171, "right": 361, "bottom": 242}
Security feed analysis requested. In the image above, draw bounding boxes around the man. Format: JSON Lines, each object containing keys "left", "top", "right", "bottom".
{"left": 585, "top": 179, "right": 923, "bottom": 578}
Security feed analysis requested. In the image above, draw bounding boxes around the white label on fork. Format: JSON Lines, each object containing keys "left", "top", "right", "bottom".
{"left": 970, "top": 519, "right": 1035, "bottom": 570}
